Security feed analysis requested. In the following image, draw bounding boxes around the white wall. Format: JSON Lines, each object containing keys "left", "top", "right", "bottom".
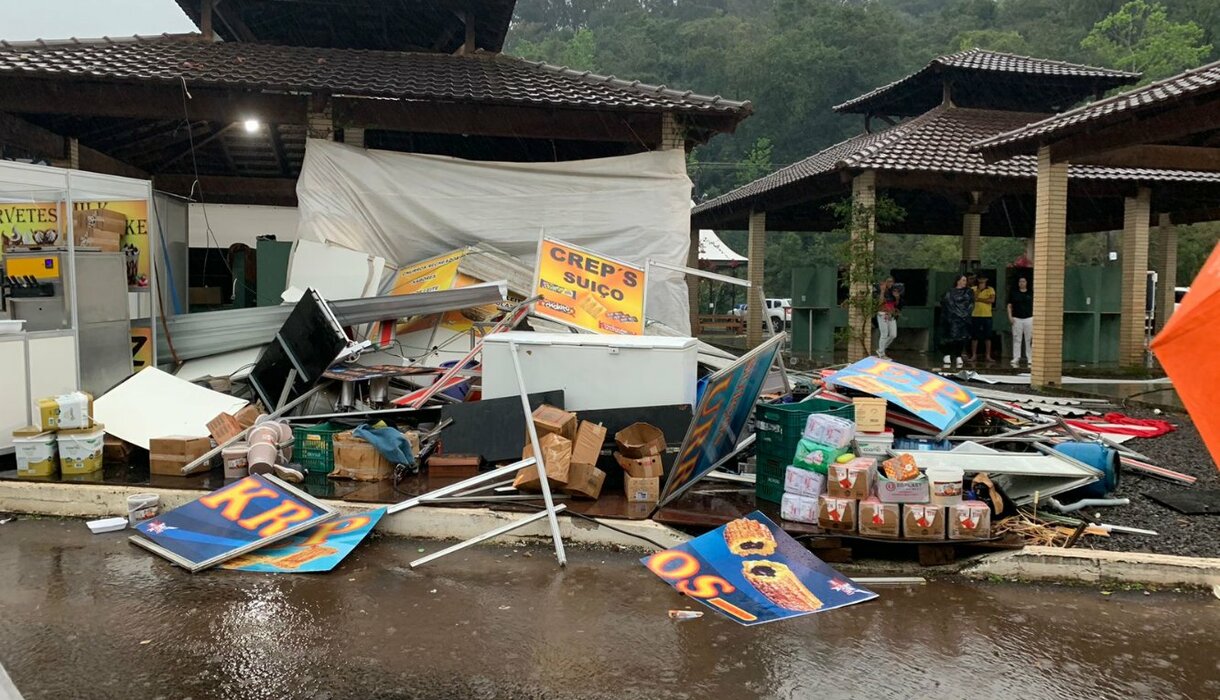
{"left": 187, "top": 203, "right": 299, "bottom": 248}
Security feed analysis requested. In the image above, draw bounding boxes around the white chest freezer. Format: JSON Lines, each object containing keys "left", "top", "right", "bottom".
{"left": 480, "top": 332, "right": 698, "bottom": 411}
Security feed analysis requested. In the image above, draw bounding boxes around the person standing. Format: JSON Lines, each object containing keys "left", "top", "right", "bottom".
{"left": 941, "top": 275, "right": 973, "bottom": 368}
{"left": 875, "top": 276, "right": 903, "bottom": 359}
{"left": 1007, "top": 276, "right": 1033, "bottom": 368}
{"left": 970, "top": 274, "right": 996, "bottom": 363}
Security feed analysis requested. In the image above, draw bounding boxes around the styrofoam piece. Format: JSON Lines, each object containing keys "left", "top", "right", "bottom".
{"left": 93, "top": 367, "right": 247, "bottom": 450}
{"left": 283, "top": 240, "right": 385, "bottom": 302}
{"left": 87, "top": 517, "right": 128, "bottom": 534}
{"left": 0, "top": 320, "right": 25, "bottom": 334}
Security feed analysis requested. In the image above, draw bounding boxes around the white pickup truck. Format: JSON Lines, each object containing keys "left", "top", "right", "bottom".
{"left": 732, "top": 298, "right": 791, "bottom": 332}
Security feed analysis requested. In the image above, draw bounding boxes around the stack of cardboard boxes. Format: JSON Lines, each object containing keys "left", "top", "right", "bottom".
{"left": 72, "top": 209, "right": 126, "bottom": 253}
{"left": 614, "top": 422, "right": 665, "bottom": 503}
{"left": 513, "top": 405, "right": 608, "bottom": 499}
{"left": 12, "top": 391, "right": 105, "bottom": 479}
{"left": 777, "top": 407, "right": 992, "bottom": 542}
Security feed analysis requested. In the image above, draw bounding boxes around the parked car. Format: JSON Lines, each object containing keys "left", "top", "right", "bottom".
{"left": 731, "top": 298, "right": 790, "bottom": 332}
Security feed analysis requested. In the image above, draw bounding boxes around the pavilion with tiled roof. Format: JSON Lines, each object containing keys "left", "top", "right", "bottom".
{"left": 974, "top": 57, "right": 1220, "bottom": 386}
{"left": 692, "top": 49, "right": 1220, "bottom": 386}
{"left": 0, "top": 1, "right": 751, "bottom": 207}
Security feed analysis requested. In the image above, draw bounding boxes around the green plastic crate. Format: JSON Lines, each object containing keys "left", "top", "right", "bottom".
{"left": 753, "top": 398, "right": 854, "bottom": 503}
{"left": 292, "top": 422, "right": 343, "bottom": 475}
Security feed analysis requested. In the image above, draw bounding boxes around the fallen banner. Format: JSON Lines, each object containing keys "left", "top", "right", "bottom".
{"left": 221, "top": 508, "right": 385, "bottom": 573}
{"left": 641, "top": 511, "right": 877, "bottom": 625}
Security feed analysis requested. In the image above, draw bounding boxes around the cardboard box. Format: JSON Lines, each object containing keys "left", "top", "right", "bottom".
{"left": 235, "top": 405, "right": 262, "bottom": 428}
{"left": 857, "top": 497, "right": 901, "bottom": 538}
{"left": 515, "top": 433, "right": 572, "bottom": 492}
{"left": 780, "top": 493, "right": 818, "bottom": 524}
{"left": 563, "top": 462, "right": 606, "bottom": 499}
{"left": 876, "top": 472, "right": 930, "bottom": 504}
{"left": 817, "top": 495, "right": 857, "bottom": 533}
{"left": 902, "top": 504, "right": 946, "bottom": 540}
{"left": 531, "top": 404, "right": 578, "bottom": 442}
{"left": 427, "top": 453, "right": 483, "bottom": 479}
{"left": 802, "top": 413, "right": 855, "bottom": 449}
{"left": 102, "top": 434, "right": 133, "bottom": 465}
{"left": 827, "top": 458, "right": 876, "bottom": 500}
{"left": 854, "top": 430, "right": 894, "bottom": 458}
{"left": 784, "top": 465, "right": 825, "bottom": 497}
{"left": 149, "top": 435, "right": 212, "bottom": 476}
{"left": 189, "top": 287, "right": 224, "bottom": 306}
{"left": 571, "top": 421, "right": 607, "bottom": 468}
{"left": 852, "top": 397, "right": 888, "bottom": 433}
{"left": 613, "top": 451, "right": 664, "bottom": 479}
{"left": 624, "top": 475, "right": 660, "bottom": 503}
{"left": 615, "top": 422, "right": 665, "bottom": 459}
{"left": 331, "top": 432, "right": 393, "bottom": 481}
{"left": 207, "top": 412, "right": 243, "bottom": 444}
{"left": 948, "top": 501, "right": 992, "bottom": 540}
{"left": 73, "top": 210, "right": 126, "bottom": 251}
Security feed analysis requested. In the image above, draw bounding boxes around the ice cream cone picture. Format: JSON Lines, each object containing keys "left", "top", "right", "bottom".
{"left": 836, "top": 468, "right": 854, "bottom": 490}
{"left": 870, "top": 505, "right": 885, "bottom": 526}
{"left": 914, "top": 506, "right": 932, "bottom": 528}
{"left": 829, "top": 501, "right": 844, "bottom": 522}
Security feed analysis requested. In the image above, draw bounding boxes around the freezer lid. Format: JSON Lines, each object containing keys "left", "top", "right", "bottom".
{"left": 483, "top": 331, "right": 696, "bottom": 350}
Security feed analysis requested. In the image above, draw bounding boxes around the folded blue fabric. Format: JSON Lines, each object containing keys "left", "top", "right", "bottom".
{"left": 353, "top": 424, "right": 415, "bottom": 467}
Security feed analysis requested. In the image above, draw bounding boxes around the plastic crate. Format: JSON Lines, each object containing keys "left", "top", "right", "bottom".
{"left": 292, "top": 422, "right": 343, "bottom": 475}
{"left": 754, "top": 398, "right": 854, "bottom": 503}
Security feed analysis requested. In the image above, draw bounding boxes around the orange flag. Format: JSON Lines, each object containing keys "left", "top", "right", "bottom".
{"left": 1151, "top": 242, "right": 1220, "bottom": 472}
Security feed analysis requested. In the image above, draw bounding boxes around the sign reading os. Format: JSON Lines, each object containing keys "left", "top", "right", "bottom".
{"left": 533, "top": 238, "right": 646, "bottom": 335}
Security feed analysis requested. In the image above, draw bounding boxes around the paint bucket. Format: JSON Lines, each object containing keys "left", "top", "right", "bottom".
{"left": 222, "top": 443, "right": 249, "bottom": 478}
{"left": 57, "top": 427, "right": 105, "bottom": 475}
{"left": 1053, "top": 442, "right": 1121, "bottom": 498}
{"left": 248, "top": 424, "right": 280, "bottom": 447}
{"left": 247, "top": 441, "right": 277, "bottom": 475}
{"left": 127, "top": 493, "right": 160, "bottom": 526}
{"left": 925, "top": 465, "right": 964, "bottom": 506}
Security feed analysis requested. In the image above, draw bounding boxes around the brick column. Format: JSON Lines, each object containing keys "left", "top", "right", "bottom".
{"left": 660, "top": 113, "right": 684, "bottom": 151}
{"left": 344, "top": 127, "right": 365, "bottom": 148}
{"left": 746, "top": 210, "right": 766, "bottom": 348}
{"left": 307, "top": 95, "right": 334, "bottom": 141}
{"left": 961, "top": 211, "right": 981, "bottom": 268}
{"left": 1031, "top": 147, "right": 1068, "bottom": 388}
{"left": 1119, "top": 187, "right": 1151, "bottom": 366}
{"left": 847, "top": 171, "right": 876, "bottom": 362}
{"left": 1153, "top": 213, "right": 1177, "bottom": 333}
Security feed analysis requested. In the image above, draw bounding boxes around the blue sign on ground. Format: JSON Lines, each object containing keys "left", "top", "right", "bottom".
{"left": 642, "top": 511, "right": 877, "bottom": 626}
{"left": 221, "top": 508, "right": 385, "bottom": 573}
{"left": 130, "top": 474, "right": 337, "bottom": 572}
{"left": 826, "top": 357, "right": 983, "bottom": 437}
{"left": 658, "top": 333, "right": 783, "bottom": 507}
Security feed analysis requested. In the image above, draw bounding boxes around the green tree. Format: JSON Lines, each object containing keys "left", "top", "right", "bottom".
{"left": 735, "top": 137, "right": 774, "bottom": 187}
{"left": 955, "top": 29, "right": 1030, "bottom": 54}
{"left": 1082, "top": 0, "right": 1212, "bottom": 81}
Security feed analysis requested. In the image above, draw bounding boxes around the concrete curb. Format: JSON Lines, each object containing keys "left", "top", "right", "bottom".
{"left": 964, "top": 545, "right": 1220, "bottom": 589}
{"left": 0, "top": 480, "right": 689, "bottom": 552}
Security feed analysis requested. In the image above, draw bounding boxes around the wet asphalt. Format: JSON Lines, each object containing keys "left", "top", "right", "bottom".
{"left": 1, "top": 518, "right": 1218, "bottom": 700}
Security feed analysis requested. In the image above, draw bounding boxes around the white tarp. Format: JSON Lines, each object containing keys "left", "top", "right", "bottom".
{"left": 295, "top": 139, "right": 694, "bottom": 333}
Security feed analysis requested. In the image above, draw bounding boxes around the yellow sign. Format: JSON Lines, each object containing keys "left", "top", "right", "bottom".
{"left": 533, "top": 239, "right": 645, "bottom": 335}
{"left": 131, "top": 326, "right": 153, "bottom": 371}
{"left": 383, "top": 249, "right": 470, "bottom": 336}
{"left": 0, "top": 200, "right": 151, "bottom": 285}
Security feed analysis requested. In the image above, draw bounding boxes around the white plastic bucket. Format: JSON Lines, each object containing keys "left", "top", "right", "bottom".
{"left": 127, "top": 493, "right": 160, "bottom": 526}
{"left": 222, "top": 443, "right": 250, "bottom": 478}
{"left": 925, "top": 466, "right": 965, "bottom": 506}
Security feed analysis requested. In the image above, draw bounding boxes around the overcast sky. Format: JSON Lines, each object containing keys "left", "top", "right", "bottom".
{"left": 1, "top": 1, "right": 197, "bottom": 41}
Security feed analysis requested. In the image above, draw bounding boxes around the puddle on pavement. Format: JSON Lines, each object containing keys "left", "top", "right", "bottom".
{"left": 1, "top": 519, "right": 1217, "bottom": 699}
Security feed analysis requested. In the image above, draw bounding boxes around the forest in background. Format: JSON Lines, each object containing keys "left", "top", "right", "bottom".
{"left": 506, "top": 0, "right": 1220, "bottom": 297}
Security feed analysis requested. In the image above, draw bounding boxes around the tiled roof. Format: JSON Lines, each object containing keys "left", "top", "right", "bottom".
{"left": 975, "top": 58, "right": 1220, "bottom": 156}
{"left": 693, "top": 105, "right": 1220, "bottom": 217}
{"left": 172, "top": 0, "right": 517, "bottom": 54}
{"left": 835, "top": 48, "right": 1138, "bottom": 115}
{"left": 0, "top": 35, "right": 751, "bottom": 117}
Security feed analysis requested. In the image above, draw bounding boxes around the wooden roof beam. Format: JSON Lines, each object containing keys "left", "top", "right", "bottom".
{"left": 1045, "top": 99, "right": 1220, "bottom": 164}
{"left": 1074, "top": 144, "right": 1220, "bottom": 173}
{"left": 0, "top": 111, "right": 145, "bottom": 178}
{"left": 153, "top": 174, "right": 296, "bottom": 206}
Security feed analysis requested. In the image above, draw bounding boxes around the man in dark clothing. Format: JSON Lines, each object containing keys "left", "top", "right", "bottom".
{"left": 1007, "top": 277, "right": 1033, "bottom": 368}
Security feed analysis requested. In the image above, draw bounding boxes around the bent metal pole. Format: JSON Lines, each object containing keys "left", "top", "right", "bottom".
{"left": 509, "top": 339, "right": 567, "bottom": 567}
